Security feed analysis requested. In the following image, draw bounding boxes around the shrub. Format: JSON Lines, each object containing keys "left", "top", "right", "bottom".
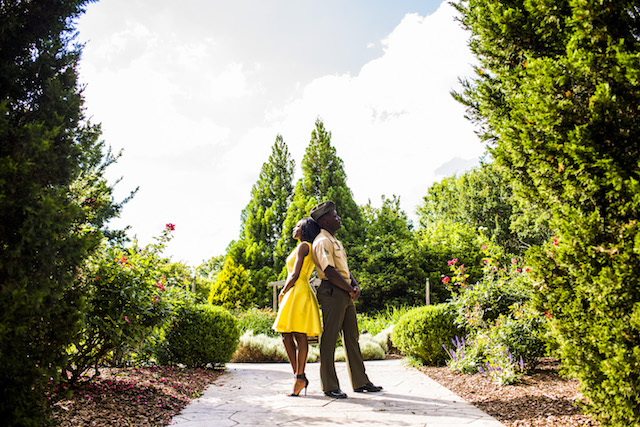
{"left": 357, "top": 305, "right": 412, "bottom": 336}
{"left": 231, "top": 331, "right": 320, "bottom": 363}
{"left": 392, "top": 304, "right": 464, "bottom": 366}
{"left": 235, "top": 307, "right": 278, "bottom": 337}
{"left": 163, "top": 304, "right": 240, "bottom": 367}
{"left": 62, "top": 226, "right": 196, "bottom": 382}
{"left": 447, "top": 255, "right": 533, "bottom": 333}
{"left": 484, "top": 310, "right": 546, "bottom": 372}
{"left": 334, "top": 333, "right": 387, "bottom": 362}
{"left": 208, "top": 258, "right": 256, "bottom": 309}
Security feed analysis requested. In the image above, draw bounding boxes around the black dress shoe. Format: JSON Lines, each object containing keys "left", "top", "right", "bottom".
{"left": 324, "top": 389, "right": 348, "bottom": 399}
{"left": 354, "top": 383, "right": 383, "bottom": 393}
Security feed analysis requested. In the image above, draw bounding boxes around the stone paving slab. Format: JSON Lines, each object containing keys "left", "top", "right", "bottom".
{"left": 170, "top": 358, "right": 504, "bottom": 427}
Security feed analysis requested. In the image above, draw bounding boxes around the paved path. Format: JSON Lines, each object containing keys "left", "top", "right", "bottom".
{"left": 170, "top": 359, "right": 504, "bottom": 427}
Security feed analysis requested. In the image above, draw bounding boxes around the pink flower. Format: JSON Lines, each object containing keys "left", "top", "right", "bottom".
{"left": 166, "top": 223, "right": 175, "bottom": 231}
{"left": 525, "top": 268, "right": 530, "bottom": 273}
{"left": 483, "top": 258, "right": 489, "bottom": 263}
{"left": 124, "top": 316, "right": 130, "bottom": 323}
{"left": 442, "top": 276, "right": 450, "bottom": 284}
{"left": 155, "top": 281, "right": 165, "bottom": 292}
{"left": 553, "top": 237, "right": 559, "bottom": 246}
{"left": 453, "top": 258, "right": 458, "bottom": 263}
{"left": 511, "top": 258, "right": 517, "bottom": 264}
{"left": 482, "top": 245, "right": 487, "bottom": 250}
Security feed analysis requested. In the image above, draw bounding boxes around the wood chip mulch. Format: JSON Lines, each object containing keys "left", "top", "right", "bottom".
{"left": 48, "top": 366, "right": 222, "bottom": 426}
{"left": 420, "top": 358, "right": 600, "bottom": 426}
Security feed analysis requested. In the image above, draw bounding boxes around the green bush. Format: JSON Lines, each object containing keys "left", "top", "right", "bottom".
{"left": 447, "top": 255, "right": 533, "bottom": 333}
{"left": 334, "top": 333, "right": 387, "bottom": 361}
{"left": 208, "top": 258, "right": 256, "bottom": 309}
{"left": 162, "top": 304, "right": 240, "bottom": 367}
{"left": 392, "top": 304, "right": 464, "bottom": 366}
{"left": 357, "top": 305, "right": 412, "bottom": 336}
{"left": 235, "top": 307, "right": 278, "bottom": 337}
{"left": 63, "top": 226, "right": 196, "bottom": 382}
{"left": 484, "top": 310, "right": 546, "bottom": 372}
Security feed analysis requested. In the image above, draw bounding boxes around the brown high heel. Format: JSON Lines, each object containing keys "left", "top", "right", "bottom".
{"left": 288, "top": 374, "right": 308, "bottom": 396}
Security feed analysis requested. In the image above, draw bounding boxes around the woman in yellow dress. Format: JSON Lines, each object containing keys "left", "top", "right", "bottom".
{"left": 273, "top": 217, "right": 322, "bottom": 396}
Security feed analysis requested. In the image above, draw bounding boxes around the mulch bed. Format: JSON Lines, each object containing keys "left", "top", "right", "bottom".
{"left": 420, "top": 358, "right": 599, "bottom": 426}
{"left": 49, "top": 366, "right": 222, "bottom": 426}
{"left": 49, "top": 358, "right": 599, "bottom": 426}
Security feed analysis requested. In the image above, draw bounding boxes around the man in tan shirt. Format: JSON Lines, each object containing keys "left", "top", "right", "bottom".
{"left": 310, "top": 200, "right": 382, "bottom": 399}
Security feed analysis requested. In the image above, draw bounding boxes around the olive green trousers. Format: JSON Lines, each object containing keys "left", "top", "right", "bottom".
{"left": 316, "top": 280, "right": 371, "bottom": 392}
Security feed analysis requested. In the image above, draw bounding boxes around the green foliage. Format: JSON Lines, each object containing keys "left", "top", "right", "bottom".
{"left": 357, "top": 305, "right": 413, "bottom": 336}
{"left": 355, "top": 196, "right": 426, "bottom": 312}
{"left": 415, "top": 219, "right": 493, "bottom": 303}
{"left": 234, "top": 307, "right": 278, "bottom": 337}
{"left": 208, "top": 258, "right": 256, "bottom": 309}
{"left": 0, "top": 1, "right": 124, "bottom": 424}
{"left": 417, "top": 161, "right": 552, "bottom": 255}
{"left": 63, "top": 226, "right": 195, "bottom": 383}
{"left": 455, "top": 0, "right": 640, "bottom": 422}
{"left": 391, "top": 304, "right": 464, "bottom": 366}
{"left": 162, "top": 304, "right": 240, "bottom": 368}
{"left": 227, "top": 135, "right": 295, "bottom": 307}
{"left": 278, "top": 118, "right": 365, "bottom": 269}
{"left": 447, "top": 254, "right": 533, "bottom": 332}
{"left": 444, "top": 253, "right": 547, "bottom": 384}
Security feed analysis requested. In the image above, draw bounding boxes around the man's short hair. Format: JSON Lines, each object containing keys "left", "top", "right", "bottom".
{"left": 310, "top": 200, "right": 336, "bottom": 221}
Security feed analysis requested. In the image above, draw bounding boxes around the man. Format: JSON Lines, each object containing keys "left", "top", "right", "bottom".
{"left": 309, "top": 200, "right": 382, "bottom": 399}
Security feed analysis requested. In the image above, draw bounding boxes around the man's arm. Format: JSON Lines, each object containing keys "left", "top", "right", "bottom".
{"left": 323, "top": 265, "right": 354, "bottom": 293}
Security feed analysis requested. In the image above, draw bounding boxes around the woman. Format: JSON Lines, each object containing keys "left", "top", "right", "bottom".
{"left": 272, "top": 217, "right": 322, "bottom": 396}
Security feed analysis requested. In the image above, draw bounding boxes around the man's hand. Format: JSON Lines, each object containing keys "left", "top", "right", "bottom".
{"left": 349, "top": 285, "right": 361, "bottom": 301}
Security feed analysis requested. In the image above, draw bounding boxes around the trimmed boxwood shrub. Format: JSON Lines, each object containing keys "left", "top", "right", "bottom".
{"left": 163, "top": 304, "right": 240, "bottom": 367}
{"left": 392, "top": 304, "right": 464, "bottom": 366}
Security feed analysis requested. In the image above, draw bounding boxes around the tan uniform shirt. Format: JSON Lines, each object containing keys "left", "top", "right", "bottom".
{"left": 312, "top": 229, "right": 351, "bottom": 284}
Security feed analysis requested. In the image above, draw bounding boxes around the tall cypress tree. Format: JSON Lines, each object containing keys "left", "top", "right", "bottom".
{"left": 455, "top": 0, "right": 640, "bottom": 423}
{"left": 0, "top": 1, "right": 121, "bottom": 423}
{"left": 227, "top": 135, "right": 295, "bottom": 307}
{"left": 277, "top": 119, "right": 364, "bottom": 267}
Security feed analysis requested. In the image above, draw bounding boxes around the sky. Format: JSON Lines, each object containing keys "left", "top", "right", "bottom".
{"left": 75, "top": 0, "right": 486, "bottom": 267}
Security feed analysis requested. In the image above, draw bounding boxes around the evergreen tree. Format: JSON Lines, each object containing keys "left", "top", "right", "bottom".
{"left": 455, "top": 0, "right": 640, "bottom": 423}
{"left": 0, "top": 0, "right": 122, "bottom": 423}
{"left": 356, "top": 196, "right": 425, "bottom": 311}
{"left": 278, "top": 119, "right": 364, "bottom": 268}
{"left": 208, "top": 258, "right": 256, "bottom": 309}
{"left": 227, "top": 135, "right": 295, "bottom": 306}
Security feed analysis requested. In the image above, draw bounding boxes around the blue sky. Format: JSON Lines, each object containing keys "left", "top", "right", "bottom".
{"left": 76, "top": 0, "right": 485, "bottom": 266}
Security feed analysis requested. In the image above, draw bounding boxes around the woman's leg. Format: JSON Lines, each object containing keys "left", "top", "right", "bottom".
{"left": 293, "top": 333, "right": 309, "bottom": 375}
{"left": 290, "top": 332, "right": 309, "bottom": 395}
{"left": 282, "top": 333, "right": 297, "bottom": 374}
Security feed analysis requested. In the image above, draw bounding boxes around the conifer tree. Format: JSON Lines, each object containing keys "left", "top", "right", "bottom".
{"left": 208, "top": 258, "right": 256, "bottom": 309}
{"left": 455, "top": 0, "right": 640, "bottom": 423}
{"left": 227, "top": 135, "right": 295, "bottom": 306}
{"left": 277, "top": 119, "right": 364, "bottom": 268}
{"left": 0, "top": 0, "right": 122, "bottom": 423}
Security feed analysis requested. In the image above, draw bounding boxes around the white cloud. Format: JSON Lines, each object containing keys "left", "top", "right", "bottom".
{"left": 264, "top": 2, "right": 483, "bottom": 217}
{"left": 77, "top": 1, "right": 483, "bottom": 266}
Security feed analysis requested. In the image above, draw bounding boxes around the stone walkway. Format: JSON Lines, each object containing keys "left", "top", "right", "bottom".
{"left": 170, "top": 358, "right": 504, "bottom": 427}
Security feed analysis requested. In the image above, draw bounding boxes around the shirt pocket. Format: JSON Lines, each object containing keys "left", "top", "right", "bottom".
{"left": 333, "top": 242, "right": 346, "bottom": 260}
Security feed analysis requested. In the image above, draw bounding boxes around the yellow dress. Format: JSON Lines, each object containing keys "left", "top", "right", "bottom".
{"left": 272, "top": 242, "right": 323, "bottom": 336}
